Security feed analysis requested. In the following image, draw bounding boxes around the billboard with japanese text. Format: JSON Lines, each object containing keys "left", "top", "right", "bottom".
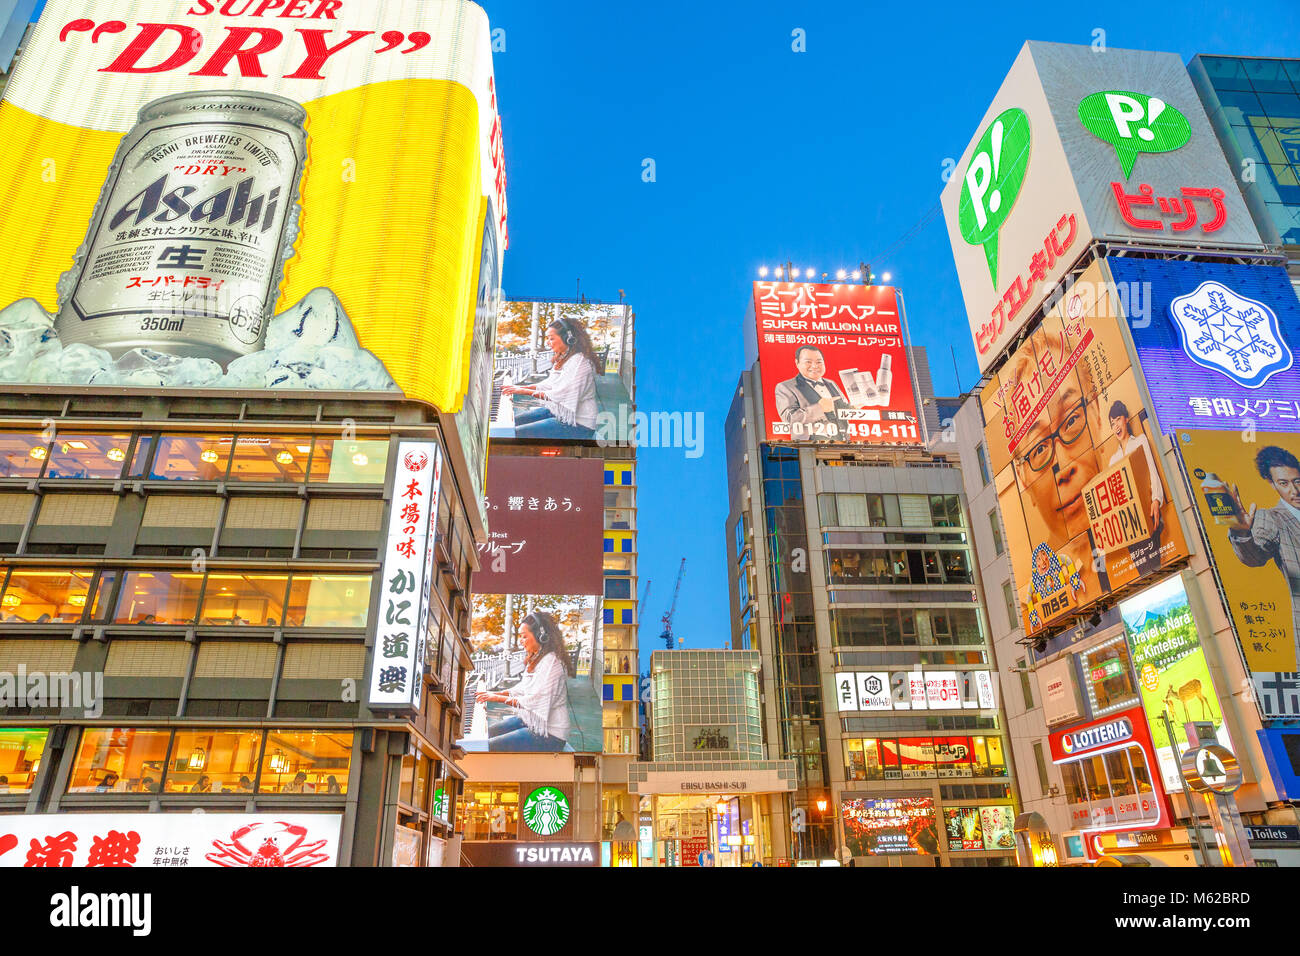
{"left": 490, "top": 300, "right": 634, "bottom": 443}
{"left": 0, "top": 0, "right": 504, "bottom": 414}
{"left": 981, "top": 261, "right": 1187, "bottom": 639}
{"left": 458, "top": 592, "right": 603, "bottom": 753}
{"left": 943, "top": 41, "right": 1262, "bottom": 374}
{"left": 841, "top": 797, "right": 938, "bottom": 857}
{"left": 476, "top": 455, "right": 605, "bottom": 595}
{"left": 1109, "top": 259, "right": 1300, "bottom": 434}
{"left": 752, "top": 281, "right": 921, "bottom": 445}
{"left": 0, "top": 813, "right": 342, "bottom": 867}
{"left": 1179, "top": 428, "right": 1300, "bottom": 714}
{"left": 1118, "top": 574, "right": 1230, "bottom": 791}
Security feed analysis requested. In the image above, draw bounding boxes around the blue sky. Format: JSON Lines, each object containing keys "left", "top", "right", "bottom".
{"left": 480, "top": 0, "right": 1300, "bottom": 666}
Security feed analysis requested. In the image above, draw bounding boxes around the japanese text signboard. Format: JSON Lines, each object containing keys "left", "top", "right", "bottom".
{"left": 1109, "top": 259, "right": 1300, "bottom": 434}
{"left": 0, "top": 0, "right": 505, "bottom": 413}
{"left": 369, "top": 441, "right": 442, "bottom": 711}
{"left": 943, "top": 41, "right": 1262, "bottom": 375}
{"left": 752, "top": 281, "right": 921, "bottom": 445}
{"left": 981, "top": 261, "right": 1187, "bottom": 639}
{"left": 1180, "top": 429, "right": 1300, "bottom": 712}
{"left": 476, "top": 456, "right": 605, "bottom": 595}
{"left": 0, "top": 813, "right": 342, "bottom": 867}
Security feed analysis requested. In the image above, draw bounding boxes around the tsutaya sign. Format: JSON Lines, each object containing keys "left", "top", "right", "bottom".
{"left": 942, "top": 41, "right": 1263, "bottom": 375}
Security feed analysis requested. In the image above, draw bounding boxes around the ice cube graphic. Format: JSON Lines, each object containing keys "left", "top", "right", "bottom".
{"left": 0, "top": 288, "right": 397, "bottom": 392}
{"left": 1168, "top": 280, "right": 1293, "bottom": 389}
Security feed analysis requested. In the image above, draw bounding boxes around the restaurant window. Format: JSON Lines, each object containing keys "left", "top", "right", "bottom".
{"left": 988, "top": 510, "right": 1004, "bottom": 555}
{"left": 971, "top": 736, "right": 1008, "bottom": 777}
{"left": 68, "top": 728, "right": 171, "bottom": 793}
{"left": 0, "top": 432, "right": 49, "bottom": 479}
{"left": 459, "top": 784, "right": 520, "bottom": 841}
{"left": 1082, "top": 637, "right": 1138, "bottom": 713}
{"left": 198, "top": 573, "right": 289, "bottom": 626}
{"left": 127, "top": 435, "right": 154, "bottom": 479}
{"left": 845, "top": 738, "right": 866, "bottom": 781}
{"left": 258, "top": 730, "right": 352, "bottom": 794}
{"left": 0, "top": 569, "right": 94, "bottom": 622}
{"left": 941, "top": 551, "right": 972, "bottom": 584}
{"left": 0, "top": 728, "right": 48, "bottom": 793}
{"left": 284, "top": 573, "right": 372, "bottom": 628}
{"left": 165, "top": 730, "right": 263, "bottom": 794}
{"left": 45, "top": 434, "right": 132, "bottom": 479}
{"left": 149, "top": 434, "right": 233, "bottom": 481}
{"left": 228, "top": 436, "right": 312, "bottom": 483}
{"left": 87, "top": 570, "right": 119, "bottom": 623}
{"left": 307, "top": 438, "right": 389, "bottom": 484}
{"left": 113, "top": 571, "right": 204, "bottom": 625}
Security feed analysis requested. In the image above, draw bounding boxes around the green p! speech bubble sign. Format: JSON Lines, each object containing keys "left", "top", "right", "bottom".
{"left": 1078, "top": 90, "right": 1190, "bottom": 179}
{"left": 958, "top": 107, "right": 1031, "bottom": 289}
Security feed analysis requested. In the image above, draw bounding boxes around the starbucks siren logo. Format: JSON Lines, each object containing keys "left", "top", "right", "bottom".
{"left": 1078, "top": 91, "right": 1191, "bottom": 178}
{"left": 523, "top": 785, "right": 570, "bottom": 835}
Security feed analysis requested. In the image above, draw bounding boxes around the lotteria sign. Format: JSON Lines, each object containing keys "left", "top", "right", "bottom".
{"left": 1050, "top": 712, "right": 1137, "bottom": 762}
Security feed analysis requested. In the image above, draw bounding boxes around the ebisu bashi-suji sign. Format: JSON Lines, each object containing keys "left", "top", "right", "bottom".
{"left": 368, "top": 441, "right": 443, "bottom": 712}
{"left": 942, "top": 41, "right": 1263, "bottom": 376}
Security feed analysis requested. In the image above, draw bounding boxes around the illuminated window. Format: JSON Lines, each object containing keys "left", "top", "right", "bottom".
{"left": 457, "top": 784, "right": 519, "bottom": 841}
{"left": 0, "top": 569, "right": 94, "bottom": 622}
{"left": 1082, "top": 637, "right": 1138, "bottom": 713}
{"left": 227, "top": 436, "right": 312, "bottom": 483}
{"left": 284, "top": 574, "right": 372, "bottom": 628}
{"left": 149, "top": 434, "right": 233, "bottom": 481}
{"left": 307, "top": 439, "right": 389, "bottom": 484}
{"left": 198, "top": 574, "right": 289, "bottom": 626}
{"left": 165, "top": 730, "right": 264, "bottom": 794}
{"left": 44, "top": 434, "right": 132, "bottom": 479}
{"left": 68, "top": 728, "right": 171, "bottom": 794}
{"left": 258, "top": 730, "right": 352, "bottom": 794}
{"left": 0, "top": 432, "right": 48, "bottom": 479}
{"left": 113, "top": 571, "right": 204, "bottom": 625}
{"left": 0, "top": 728, "right": 48, "bottom": 793}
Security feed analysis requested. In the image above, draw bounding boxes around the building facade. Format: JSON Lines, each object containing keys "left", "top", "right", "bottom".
{"left": 456, "top": 296, "right": 641, "bottom": 867}
{"left": 0, "top": 392, "right": 479, "bottom": 866}
{"left": 725, "top": 344, "right": 1021, "bottom": 866}
{"left": 628, "top": 649, "right": 796, "bottom": 867}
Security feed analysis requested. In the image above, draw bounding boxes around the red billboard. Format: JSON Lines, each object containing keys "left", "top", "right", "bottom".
{"left": 753, "top": 282, "right": 921, "bottom": 445}
{"left": 476, "top": 456, "right": 605, "bottom": 595}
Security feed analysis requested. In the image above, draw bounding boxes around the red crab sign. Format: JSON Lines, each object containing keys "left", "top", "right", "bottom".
{"left": 0, "top": 814, "right": 341, "bottom": 867}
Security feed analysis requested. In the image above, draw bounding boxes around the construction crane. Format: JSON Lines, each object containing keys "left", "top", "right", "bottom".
{"left": 660, "top": 558, "right": 686, "bottom": 650}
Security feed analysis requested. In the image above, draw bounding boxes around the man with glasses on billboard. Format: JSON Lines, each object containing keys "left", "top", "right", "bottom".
{"left": 774, "top": 345, "right": 851, "bottom": 441}
{"left": 1006, "top": 329, "right": 1107, "bottom": 627}
{"left": 1226, "top": 445, "right": 1300, "bottom": 663}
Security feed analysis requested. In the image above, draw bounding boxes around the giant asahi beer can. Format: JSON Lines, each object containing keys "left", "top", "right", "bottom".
{"left": 54, "top": 90, "right": 309, "bottom": 367}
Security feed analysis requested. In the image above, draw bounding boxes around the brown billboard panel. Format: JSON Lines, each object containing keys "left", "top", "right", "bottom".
{"left": 477, "top": 456, "right": 605, "bottom": 595}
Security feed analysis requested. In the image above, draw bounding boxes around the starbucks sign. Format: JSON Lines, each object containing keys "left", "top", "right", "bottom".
{"left": 523, "top": 786, "right": 571, "bottom": 836}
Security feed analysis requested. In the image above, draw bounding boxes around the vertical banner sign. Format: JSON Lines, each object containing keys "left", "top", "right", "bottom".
{"left": 369, "top": 441, "right": 442, "bottom": 711}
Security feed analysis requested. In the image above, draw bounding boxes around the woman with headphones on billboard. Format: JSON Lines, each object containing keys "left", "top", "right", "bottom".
{"left": 501, "top": 316, "right": 599, "bottom": 439}
{"left": 476, "top": 611, "right": 573, "bottom": 752}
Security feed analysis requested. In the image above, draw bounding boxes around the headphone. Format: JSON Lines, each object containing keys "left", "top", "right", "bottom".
{"left": 524, "top": 612, "right": 554, "bottom": 649}
{"left": 554, "top": 318, "right": 576, "bottom": 347}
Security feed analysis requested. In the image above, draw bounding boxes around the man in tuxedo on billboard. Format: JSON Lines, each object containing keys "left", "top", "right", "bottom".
{"left": 774, "top": 345, "right": 851, "bottom": 440}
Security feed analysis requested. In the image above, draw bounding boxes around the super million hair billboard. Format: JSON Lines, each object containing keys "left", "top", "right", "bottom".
{"left": 0, "top": 0, "right": 506, "bottom": 412}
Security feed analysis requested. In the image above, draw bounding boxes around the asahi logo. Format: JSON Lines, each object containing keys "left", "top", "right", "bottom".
{"left": 108, "top": 175, "right": 281, "bottom": 233}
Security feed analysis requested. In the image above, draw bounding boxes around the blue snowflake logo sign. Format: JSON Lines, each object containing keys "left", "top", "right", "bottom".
{"left": 1169, "top": 280, "right": 1294, "bottom": 389}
